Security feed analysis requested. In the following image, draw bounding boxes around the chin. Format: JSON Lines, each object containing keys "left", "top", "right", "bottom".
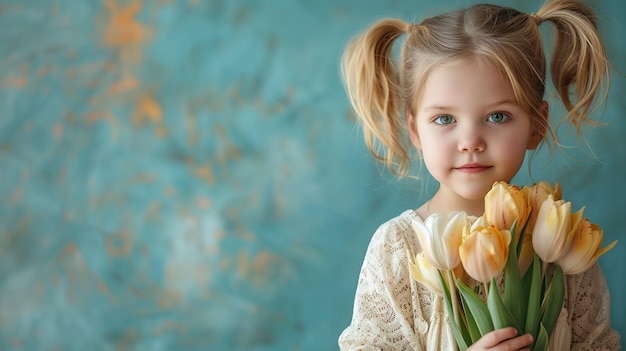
{"left": 459, "top": 186, "right": 492, "bottom": 201}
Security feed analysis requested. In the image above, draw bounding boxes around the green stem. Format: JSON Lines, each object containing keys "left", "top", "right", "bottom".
{"left": 447, "top": 270, "right": 460, "bottom": 326}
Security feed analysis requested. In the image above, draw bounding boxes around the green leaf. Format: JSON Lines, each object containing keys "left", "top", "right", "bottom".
{"left": 503, "top": 220, "right": 525, "bottom": 328}
{"left": 457, "top": 280, "right": 494, "bottom": 336}
{"left": 533, "top": 323, "right": 550, "bottom": 351}
{"left": 540, "top": 265, "right": 565, "bottom": 337}
{"left": 438, "top": 271, "right": 470, "bottom": 350}
{"left": 521, "top": 260, "right": 534, "bottom": 290}
{"left": 524, "top": 254, "right": 542, "bottom": 338}
{"left": 515, "top": 215, "right": 530, "bottom": 258}
{"left": 487, "top": 277, "right": 520, "bottom": 331}
{"left": 459, "top": 287, "right": 481, "bottom": 343}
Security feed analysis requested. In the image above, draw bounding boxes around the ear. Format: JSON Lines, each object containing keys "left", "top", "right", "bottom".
{"left": 527, "top": 100, "right": 549, "bottom": 150}
{"left": 406, "top": 110, "right": 422, "bottom": 150}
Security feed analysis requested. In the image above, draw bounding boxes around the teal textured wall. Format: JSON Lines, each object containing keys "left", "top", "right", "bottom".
{"left": 0, "top": 0, "right": 624, "bottom": 350}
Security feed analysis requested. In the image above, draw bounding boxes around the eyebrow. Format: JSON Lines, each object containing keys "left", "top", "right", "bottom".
{"left": 421, "top": 99, "right": 519, "bottom": 112}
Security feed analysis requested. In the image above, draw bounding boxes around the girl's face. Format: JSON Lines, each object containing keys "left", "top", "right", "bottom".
{"left": 408, "top": 59, "right": 545, "bottom": 206}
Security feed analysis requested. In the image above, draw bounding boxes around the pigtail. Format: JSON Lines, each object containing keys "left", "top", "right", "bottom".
{"left": 341, "top": 19, "right": 410, "bottom": 175}
{"left": 535, "top": 0, "right": 610, "bottom": 137}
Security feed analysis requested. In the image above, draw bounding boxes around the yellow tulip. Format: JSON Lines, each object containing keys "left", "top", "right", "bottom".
{"left": 485, "top": 181, "right": 530, "bottom": 242}
{"left": 460, "top": 220, "right": 511, "bottom": 284}
{"left": 409, "top": 252, "right": 443, "bottom": 295}
{"left": 469, "top": 215, "right": 491, "bottom": 233}
{"left": 411, "top": 212, "right": 468, "bottom": 270}
{"left": 557, "top": 219, "right": 618, "bottom": 274}
{"left": 517, "top": 231, "right": 534, "bottom": 276}
{"left": 526, "top": 181, "right": 562, "bottom": 234}
{"left": 531, "top": 195, "right": 584, "bottom": 263}
{"left": 474, "top": 212, "right": 533, "bottom": 275}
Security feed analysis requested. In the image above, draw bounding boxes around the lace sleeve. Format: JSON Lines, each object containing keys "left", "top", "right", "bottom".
{"left": 567, "top": 262, "right": 622, "bottom": 350}
{"left": 338, "top": 216, "right": 425, "bottom": 351}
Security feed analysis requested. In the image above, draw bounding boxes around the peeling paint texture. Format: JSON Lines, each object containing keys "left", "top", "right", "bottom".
{"left": 0, "top": 0, "right": 625, "bottom": 350}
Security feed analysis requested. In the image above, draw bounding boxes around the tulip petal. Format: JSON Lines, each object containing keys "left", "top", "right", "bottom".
{"left": 408, "top": 252, "right": 442, "bottom": 295}
{"left": 412, "top": 213, "right": 466, "bottom": 270}
{"left": 460, "top": 227, "right": 510, "bottom": 284}
{"left": 532, "top": 196, "right": 575, "bottom": 262}
{"left": 557, "top": 219, "right": 618, "bottom": 274}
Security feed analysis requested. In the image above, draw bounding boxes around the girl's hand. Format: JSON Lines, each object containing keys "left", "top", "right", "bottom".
{"left": 467, "top": 327, "right": 533, "bottom": 351}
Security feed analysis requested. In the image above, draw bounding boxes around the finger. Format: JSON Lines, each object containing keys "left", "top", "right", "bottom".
{"left": 478, "top": 327, "right": 519, "bottom": 347}
{"left": 504, "top": 334, "right": 534, "bottom": 350}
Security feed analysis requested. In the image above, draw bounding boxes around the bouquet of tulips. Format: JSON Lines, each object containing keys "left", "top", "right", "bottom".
{"left": 409, "top": 181, "right": 617, "bottom": 351}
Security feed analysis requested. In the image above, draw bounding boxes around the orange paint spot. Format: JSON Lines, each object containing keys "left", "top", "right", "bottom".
{"left": 253, "top": 251, "right": 271, "bottom": 270}
{"left": 236, "top": 250, "right": 249, "bottom": 277}
{"left": 2, "top": 75, "right": 27, "bottom": 88}
{"left": 63, "top": 211, "right": 75, "bottom": 222}
{"left": 220, "top": 257, "right": 230, "bottom": 270}
{"left": 163, "top": 185, "right": 177, "bottom": 196}
{"left": 54, "top": 122, "right": 64, "bottom": 140}
{"left": 66, "top": 62, "right": 110, "bottom": 78}
{"left": 85, "top": 110, "right": 109, "bottom": 123}
{"left": 64, "top": 242, "right": 77, "bottom": 255}
{"left": 213, "top": 124, "right": 242, "bottom": 160}
{"left": 64, "top": 110, "right": 75, "bottom": 123}
{"left": 8, "top": 187, "right": 23, "bottom": 204}
{"left": 109, "top": 76, "right": 140, "bottom": 95}
{"left": 242, "top": 231, "right": 255, "bottom": 242}
{"left": 215, "top": 229, "right": 224, "bottom": 240}
{"left": 140, "top": 245, "right": 149, "bottom": 257}
{"left": 235, "top": 249, "right": 286, "bottom": 286}
{"left": 196, "top": 197, "right": 212, "bottom": 209}
{"left": 195, "top": 166, "right": 215, "bottom": 185}
{"left": 105, "top": 228, "right": 134, "bottom": 257}
{"left": 133, "top": 93, "right": 162, "bottom": 125}
{"left": 102, "top": 0, "right": 148, "bottom": 47}
{"left": 97, "top": 279, "right": 108, "bottom": 293}
{"left": 2, "top": 64, "right": 28, "bottom": 89}
{"left": 132, "top": 173, "right": 158, "bottom": 183}
{"left": 158, "top": 288, "right": 183, "bottom": 309}
{"left": 146, "top": 201, "right": 161, "bottom": 221}
{"left": 155, "top": 125, "right": 168, "bottom": 138}
{"left": 81, "top": 109, "right": 121, "bottom": 142}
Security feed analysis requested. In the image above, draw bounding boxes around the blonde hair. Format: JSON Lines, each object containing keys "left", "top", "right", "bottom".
{"left": 341, "top": 0, "right": 610, "bottom": 176}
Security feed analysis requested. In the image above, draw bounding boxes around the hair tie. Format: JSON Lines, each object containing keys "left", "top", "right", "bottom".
{"left": 529, "top": 13, "right": 542, "bottom": 25}
{"left": 406, "top": 22, "right": 417, "bottom": 35}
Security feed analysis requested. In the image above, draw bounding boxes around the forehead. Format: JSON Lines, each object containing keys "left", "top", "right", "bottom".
{"left": 417, "top": 58, "right": 516, "bottom": 108}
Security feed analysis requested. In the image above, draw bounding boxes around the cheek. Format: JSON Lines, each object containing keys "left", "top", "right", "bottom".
{"left": 494, "top": 136, "right": 528, "bottom": 164}
{"left": 420, "top": 135, "right": 454, "bottom": 171}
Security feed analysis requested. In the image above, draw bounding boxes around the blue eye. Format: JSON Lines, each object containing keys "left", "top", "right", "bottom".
{"left": 487, "top": 112, "right": 510, "bottom": 123}
{"left": 434, "top": 115, "right": 455, "bottom": 125}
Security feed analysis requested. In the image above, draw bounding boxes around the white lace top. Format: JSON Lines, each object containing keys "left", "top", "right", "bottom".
{"left": 338, "top": 210, "right": 621, "bottom": 350}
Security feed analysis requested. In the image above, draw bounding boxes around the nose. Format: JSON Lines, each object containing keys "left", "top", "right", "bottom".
{"left": 458, "top": 125, "right": 486, "bottom": 152}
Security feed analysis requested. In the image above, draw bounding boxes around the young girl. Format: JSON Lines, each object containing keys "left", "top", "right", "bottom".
{"left": 338, "top": 0, "right": 621, "bottom": 350}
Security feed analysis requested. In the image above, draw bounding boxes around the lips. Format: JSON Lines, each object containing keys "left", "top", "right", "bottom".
{"left": 455, "top": 163, "right": 492, "bottom": 173}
